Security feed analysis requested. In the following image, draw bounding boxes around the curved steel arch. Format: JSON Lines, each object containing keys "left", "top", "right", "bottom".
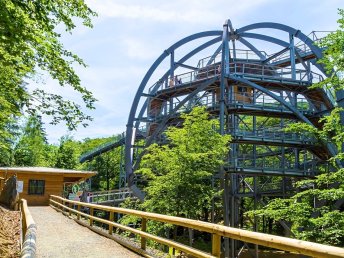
{"left": 238, "top": 37, "right": 266, "bottom": 60}
{"left": 131, "top": 77, "right": 219, "bottom": 174}
{"left": 133, "top": 36, "right": 222, "bottom": 129}
{"left": 125, "top": 20, "right": 332, "bottom": 186}
{"left": 237, "top": 22, "right": 323, "bottom": 58}
{"left": 239, "top": 32, "right": 290, "bottom": 48}
{"left": 125, "top": 30, "right": 222, "bottom": 181}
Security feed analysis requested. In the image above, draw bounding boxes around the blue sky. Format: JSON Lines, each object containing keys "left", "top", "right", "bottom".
{"left": 30, "top": 0, "right": 342, "bottom": 143}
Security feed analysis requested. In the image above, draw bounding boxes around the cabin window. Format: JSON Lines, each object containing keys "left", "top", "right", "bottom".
{"left": 28, "top": 180, "right": 45, "bottom": 195}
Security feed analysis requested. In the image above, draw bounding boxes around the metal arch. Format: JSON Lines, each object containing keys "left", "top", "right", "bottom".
{"left": 132, "top": 77, "right": 219, "bottom": 172}
{"left": 237, "top": 22, "right": 323, "bottom": 58}
{"left": 125, "top": 30, "right": 222, "bottom": 182}
{"left": 206, "top": 44, "right": 222, "bottom": 66}
{"left": 134, "top": 36, "right": 222, "bottom": 129}
{"left": 227, "top": 75, "right": 313, "bottom": 125}
{"left": 237, "top": 37, "right": 265, "bottom": 60}
{"left": 239, "top": 32, "right": 290, "bottom": 48}
{"left": 127, "top": 30, "right": 222, "bottom": 129}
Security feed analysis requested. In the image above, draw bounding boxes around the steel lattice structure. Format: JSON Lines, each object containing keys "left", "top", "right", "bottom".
{"left": 122, "top": 20, "right": 344, "bottom": 257}
{"left": 80, "top": 20, "right": 344, "bottom": 257}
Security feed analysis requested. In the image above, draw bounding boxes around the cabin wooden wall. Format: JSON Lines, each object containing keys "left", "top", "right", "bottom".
{"left": 0, "top": 171, "right": 64, "bottom": 206}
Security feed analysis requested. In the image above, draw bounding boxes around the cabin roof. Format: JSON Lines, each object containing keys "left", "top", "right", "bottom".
{"left": 0, "top": 167, "right": 97, "bottom": 177}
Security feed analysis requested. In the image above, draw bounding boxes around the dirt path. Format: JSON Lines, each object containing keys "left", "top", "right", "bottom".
{"left": 29, "top": 206, "right": 142, "bottom": 258}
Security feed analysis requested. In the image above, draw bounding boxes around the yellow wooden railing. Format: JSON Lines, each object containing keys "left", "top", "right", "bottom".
{"left": 20, "top": 199, "right": 37, "bottom": 258}
{"left": 50, "top": 195, "right": 344, "bottom": 258}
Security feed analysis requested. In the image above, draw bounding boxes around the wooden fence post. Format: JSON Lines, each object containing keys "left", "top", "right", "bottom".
{"left": 109, "top": 211, "right": 114, "bottom": 235}
{"left": 141, "top": 218, "right": 147, "bottom": 250}
{"left": 77, "top": 205, "right": 81, "bottom": 220}
{"left": 69, "top": 202, "right": 72, "bottom": 216}
{"left": 212, "top": 234, "right": 221, "bottom": 257}
{"left": 90, "top": 207, "right": 94, "bottom": 226}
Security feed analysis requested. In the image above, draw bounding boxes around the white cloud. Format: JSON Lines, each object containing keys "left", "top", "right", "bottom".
{"left": 86, "top": 0, "right": 272, "bottom": 25}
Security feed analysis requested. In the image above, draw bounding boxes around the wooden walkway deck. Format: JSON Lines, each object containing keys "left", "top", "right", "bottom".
{"left": 29, "top": 206, "right": 141, "bottom": 258}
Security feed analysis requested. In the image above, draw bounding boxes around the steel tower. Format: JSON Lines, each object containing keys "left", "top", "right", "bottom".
{"left": 119, "top": 20, "right": 340, "bottom": 257}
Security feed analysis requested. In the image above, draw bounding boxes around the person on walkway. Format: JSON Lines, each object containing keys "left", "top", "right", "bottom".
{"left": 169, "top": 77, "right": 174, "bottom": 87}
{"left": 174, "top": 75, "right": 179, "bottom": 86}
{"left": 216, "top": 64, "right": 221, "bottom": 75}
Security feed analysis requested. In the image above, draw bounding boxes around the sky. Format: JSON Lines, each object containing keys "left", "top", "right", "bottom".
{"left": 30, "top": 0, "right": 343, "bottom": 144}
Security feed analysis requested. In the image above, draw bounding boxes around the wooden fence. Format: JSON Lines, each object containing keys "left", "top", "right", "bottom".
{"left": 20, "top": 199, "right": 37, "bottom": 258}
{"left": 50, "top": 195, "right": 344, "bottom": 258}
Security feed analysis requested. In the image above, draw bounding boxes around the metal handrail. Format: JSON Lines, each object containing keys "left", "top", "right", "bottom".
{"left": 89, "top": 189, "right": 132, "bottom": 204}
{"left": 230, "top": 127, "right": 316, "bottom": 143}
{"left": 49, "top": 195, "right": 344, "bottom": 258}
{"left": 149, "top": 92, "right": 322, "bottom": 119}
{"left": 152, "top": 62, "right": 323, "bottom": 94}
{"left": 196, "top": 49, "right": 267, "bottom": 68}
{"left": 227, "top": 157, "right": 318, "bottom": 176}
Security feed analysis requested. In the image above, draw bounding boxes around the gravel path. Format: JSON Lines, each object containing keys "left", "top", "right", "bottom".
{"left": 29, "top": 206, "right": 142, "bottom": 258}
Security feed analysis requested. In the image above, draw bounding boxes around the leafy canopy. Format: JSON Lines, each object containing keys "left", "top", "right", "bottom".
{"left": 138, "top": 107, "right": 231, "bottom": 219}
{"left": 0, "top": 0, "right": 97, "bottom": 131}
{"left": 249, "top": 9, "right": 344, "bottom": 246}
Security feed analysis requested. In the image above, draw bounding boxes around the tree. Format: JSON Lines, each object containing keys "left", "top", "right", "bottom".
{"left": 0, "top": 119, "right": 20, "bottom": 166}
{"left": 0, "top": 0, "right": 97, "bottom": 133}
{"left": 80, "top": 136, "right": 123, "bottom": 191}
{"left": 55, "top": 136, "right": 81, "bottom": 169}
{"left": 250, "top": 9, "right": 344, "bottom": 246}
{"left": 14, "top": 115, "right": 56, "bottom": 166}
{"left": 138, "top": 107, "right": 231, "bottom": 220}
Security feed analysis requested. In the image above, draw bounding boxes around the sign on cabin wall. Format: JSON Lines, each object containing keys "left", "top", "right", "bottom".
{"left": 16, "top": 181, "right": 23, "bottom": 193}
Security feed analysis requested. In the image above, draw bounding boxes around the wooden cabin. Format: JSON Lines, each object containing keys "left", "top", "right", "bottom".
{"left": 233, "top": 86, "right": 253, "bottom": 103}
{"left": 0, "top": 167, "right": 96, "bottom": 206}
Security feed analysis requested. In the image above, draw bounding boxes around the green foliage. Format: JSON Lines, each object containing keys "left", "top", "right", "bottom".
{"left": 250, "top": 10, "right": 344, "bottom": 246}
{"left": 316, "top": 9, "right": 344, "bottom": 92}
{"left": 55, "top": 135, "right": 81, "bottom": 169}
{"left": 0, "top": 0, "right": 97, "bottom": 132}
{"left": 138, "top": 107, "right": 231, "bottom": 219}
{"left": 80, "top": 136, "right": 122, "bottom": 190}
{"left": 250, "top": 168, "right": 344, "bottom": 245}
{"left": 0, "top": 119, "right": 20, "bottom": 166}
{"left": 14, "top": 115, "right": 57, "bottom": 166}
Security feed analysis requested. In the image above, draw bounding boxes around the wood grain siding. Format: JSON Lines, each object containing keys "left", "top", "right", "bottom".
{"left": 0, "top": 168, "right": 96, "bottom": 206}
{"left": 0, "top": 171, "right": 63, "bottom": 205}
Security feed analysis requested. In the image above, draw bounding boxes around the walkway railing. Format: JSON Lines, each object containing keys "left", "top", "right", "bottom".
{"left": 20, "top": 199, "right": 37, "bottom": 258}
{"left": 88, "top": 188, "right": 132, "bottom": 204}
{"left": 227, "top": 157, "right": 318, "bottom": 177}
{"left": 153, "top": 62, "right": 324, "bottom": 93}
{"left": 231, "top": 127, "right": 316, "bottom": 144}
{"left": 50, "top": 195, "right": 344, "bottom": 258}
{"left": 152, "top": 92, "right": 322, "bottom": 120}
